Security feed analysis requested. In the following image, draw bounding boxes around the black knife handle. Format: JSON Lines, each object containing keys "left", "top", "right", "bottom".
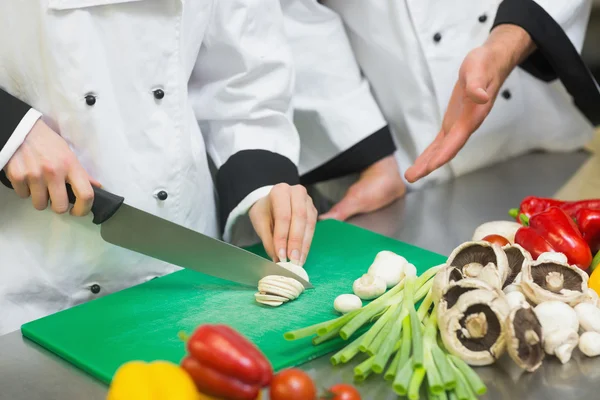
{"left": 1, "top": 170, "right": 123, "bottom": 224}
{"left": 66, "top": 184, "right": 124, "bottom": 225}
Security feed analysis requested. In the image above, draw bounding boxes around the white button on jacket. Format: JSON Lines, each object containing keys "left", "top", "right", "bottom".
{"left": 0, "top": 0, "right": 301, "bottom": 335}
{"left": 303, "top": 0, "right": 596, "bottom": 188}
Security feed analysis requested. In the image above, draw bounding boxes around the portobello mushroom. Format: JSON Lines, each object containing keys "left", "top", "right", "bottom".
{"left": 520, "top": 260, "right": 588, "bottom": 306}
{"left": 432, "top": 265, "right": 464, "bottom": 305}
{"left": 506, "top": 304, "right": 544, "bottom": 372}
{"left": 502, "top": 244, "right": 532, "bottom": 288}
{"left": 446, "top": 241, "right": 509, "bottom": 289}
{"left": 438, "top": 285, "right": 510, "bottom": 366}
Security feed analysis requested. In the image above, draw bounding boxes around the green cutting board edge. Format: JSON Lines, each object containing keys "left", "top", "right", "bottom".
{"left": 21, "top": 220, "right": 446, "bottom": 385}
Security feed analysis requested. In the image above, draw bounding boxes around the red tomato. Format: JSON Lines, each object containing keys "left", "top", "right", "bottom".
{"left": 322, "top": 384, "right": 361, "bottom": 400}
{"left": 481, "top": 234, "right": 510, "bottom": 246}
{"left": 270, "top": 369, "right": 316, "bottom": 400}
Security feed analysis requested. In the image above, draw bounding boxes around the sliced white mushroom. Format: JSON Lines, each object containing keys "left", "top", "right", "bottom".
{"left": 353, "top": 274, "right": 387, "bottom": 300}
{"left": 579, "top": 331, "right": 600, "bottom": 357}
{"left": 255, "top": 275, "right": 305, "bottom": 307}
{"left": 367, "top": 251, "right": 407, "bottom": 288}
{"left": 334, "top": 294, "right": 363, "bottom": 314}
{"left": 521, "top": 259, "right": 588, "bottom": 306}
{"left": 574, "top": 302, "right": 600, "bottom": 333}
{"left": 472, "top": 221, "right": 522, "bottom": 244}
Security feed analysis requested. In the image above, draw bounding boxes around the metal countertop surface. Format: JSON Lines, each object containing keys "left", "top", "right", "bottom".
{"left": 1, "top": 151, "right": 599, "bottom": 400}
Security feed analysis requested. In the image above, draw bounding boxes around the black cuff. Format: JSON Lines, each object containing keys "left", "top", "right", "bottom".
{"left": 0, "top": 88, "right": 32, "bottom": 153}
{"left": 300, "top": 125, "right": 396, "bottom": 186}
{"left": 493, "top": 0, "right": 600, "bottom": 125}
{"left": 216, "top": 150, "right": 300, "bottom": 231}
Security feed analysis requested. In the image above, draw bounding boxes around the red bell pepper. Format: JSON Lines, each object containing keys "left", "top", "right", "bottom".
{"left": 509, "top": 196, "right": 600, "bottom": 221}
{"left": 575, "top": 208, "right": 600, "bottom": 254}
{"left": 515, "top": 207, "right": 592, "bottom": 271}
{"left": 180, "top": 324, "right": 273, "bottom": 400}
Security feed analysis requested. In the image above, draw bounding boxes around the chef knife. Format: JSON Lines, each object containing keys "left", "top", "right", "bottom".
{"left": 62, "top": 185, "right": 313, "bottom": 288}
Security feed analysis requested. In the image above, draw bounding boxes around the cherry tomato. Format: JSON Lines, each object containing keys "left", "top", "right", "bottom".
{"left": 321, "top": 383, "right": 361, "bottom": 400}
{"left": 270, "top": 369, "right": 316, "bottom": 400}
{"left": 481, "top": 234, "right": 510, "bottom": 246}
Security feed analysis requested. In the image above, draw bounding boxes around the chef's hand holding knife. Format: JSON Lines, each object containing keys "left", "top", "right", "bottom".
{"left": 404, "top": 25, "right": 536, "bottom": 183}
{"left": 4, "top": 119, "right": 100, "bottom": 216}
{"left": 4, "top": 120, "right": 317, "bottom": 266}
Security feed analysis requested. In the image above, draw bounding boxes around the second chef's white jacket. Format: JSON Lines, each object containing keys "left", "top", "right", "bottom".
{"left": 0, "top": 0, "right": 300, "bottom": 335}
{"left": 301, "top": 0, "right": 596, "bottom": 189}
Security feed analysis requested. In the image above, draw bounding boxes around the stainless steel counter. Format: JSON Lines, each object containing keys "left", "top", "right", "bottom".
{"left": 1, "top": 150, "right": 599, "bottom": 400}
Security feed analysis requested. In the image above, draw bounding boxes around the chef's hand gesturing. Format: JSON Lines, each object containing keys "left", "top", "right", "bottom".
{"left": 4, "top": 119, "right": 101, "bottom": 216}
{"left": 404, "top": 25, "right": 535, "bottom": 183}
{"left": 320, "top": 155, "right": 406, "bottom": 221}
{"left": 249, "top": 184, "right": 317, "bottom": 266}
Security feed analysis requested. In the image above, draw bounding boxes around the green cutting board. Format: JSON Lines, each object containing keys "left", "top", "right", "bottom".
{"left": 21, "top": 220, "right": 445, "bottom": 385}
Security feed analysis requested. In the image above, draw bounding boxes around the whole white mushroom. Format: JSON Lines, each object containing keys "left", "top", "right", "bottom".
{"left": 367, "top": 251, "right": 408, "bottom": 288}
{"left": 534, "top": 301, "right": 580, "bottom": 363}
{"left": 579, "top": 331, "right": 600, "bottom": 357}
{"left": 574, "top": 302, "right": 600, "bottom": 333}
{"left": 353, "top": 274, "right": 387, "bottom": 300}
{"left": 334, "top": 294, "right": 363, "bottom": 314}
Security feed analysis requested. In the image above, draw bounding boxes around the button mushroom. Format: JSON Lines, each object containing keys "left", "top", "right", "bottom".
{"left": 446, "top": 241, "right": 509, "bottom": 289}
{"left": 505, "top": 291, "right": 527, "bottom": 310}
{"left": 501, "top": 244, "right": 532, "bottom": 288}
{"left": 579, "top": 331, "right": 600, "bottom": 357}
{"left": 472, "top": 221, "right": 522, "bottom": 244}
{"left": 534, "top": 301, "right": 579, "bottom": 364}
{"left": 334, "top": 294, "right": 363, "bottom": 314}
{"left": 353, "top": 273, "right": 387, "bottom": 300}
{"left": 537, "top": 251, "right": 569, "bottom": 264}
{"left": 438, "top": 286, "right": 510, "bottom": 366}
{"left": 574, "top": 302, "right": 600, "bottom": 333}
{"left": 367, "top": 250, "right": 408, "bottom": 288}
{"left": 432, "top": 265, "right": 464, "bottom": 305}
{"left": 520, "top": 260, "right": 588, "bottom": 306}
{"left": 505, "top": 303, "right": 544, "bottom": 372}
{"left": 584, "top": 288, "right": 599, "bottom": 307}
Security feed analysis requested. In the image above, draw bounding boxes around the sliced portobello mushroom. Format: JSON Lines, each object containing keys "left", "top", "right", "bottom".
{"left": 506, "top": 303, "right": 544, "bottom": 372}
{"left": 520, "top": 260, "right": 588, "bottom": 306}
{"left": 446, "top": 241, "right": 509, "bottom": 289}
{"left": 432, "top": 265, "right": 464, "bottom": 305}
{"left": 502, "top": 244, "right": 532, "bottom": 288}
{"left": 438, "top": 286, "right": 510, "bottom": 366}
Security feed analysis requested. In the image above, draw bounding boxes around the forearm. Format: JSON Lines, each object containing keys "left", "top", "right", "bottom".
{"left": 483, "top": 25, "right": 536, "bottom": 81}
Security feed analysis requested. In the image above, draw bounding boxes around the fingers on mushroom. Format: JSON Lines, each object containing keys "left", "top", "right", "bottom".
{"left": 255, "top": 275, "right": 305, "bottom": 307}
{"left": 353, "top": 273, "right": 387, "bottom": 300}
{"left": 502, "top": 244, "right": 532, "bottom": 288}
{"left": 574, "top": 302, "right": 600, "bottom": 333}
{"left": 579, "top": 331, "right": 600, "bottom": 357}
{"left": 506, "top": 303, "right": 544, "bottom": 372}
{"left": 520, "top": 260, "right": 588, "bottom": 306}
{"left": 446, "top": 241, "right": 509, "bottom": 289}
{"left": 534, "top": 301, "right": 579, "bottom": 364}
{"left": 472, "top": 221, "right": 522, "bottom": 244}
{"left": 367, "top": 251, "right": 408, "bottom": 288}
{"left": 438, "top": 284, "right": 510, "bottom": 366}
{"left": 334, "top": 294, "right": 363, "bottom": 314}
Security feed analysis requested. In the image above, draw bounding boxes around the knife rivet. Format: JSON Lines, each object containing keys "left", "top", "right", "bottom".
{"left": 156, "top": 190, "right": 168, "bottom": 201}
{"left": 90, "top": 284, "right": 101, "bottom": 294}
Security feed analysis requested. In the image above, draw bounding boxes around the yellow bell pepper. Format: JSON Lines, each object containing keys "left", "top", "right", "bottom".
{"left": 107, "top": 360, "right": 207, "bottom": 400}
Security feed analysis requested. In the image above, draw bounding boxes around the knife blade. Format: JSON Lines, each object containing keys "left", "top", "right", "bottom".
{"left": 64, "top": 185, "right": 313, "bottom": 289}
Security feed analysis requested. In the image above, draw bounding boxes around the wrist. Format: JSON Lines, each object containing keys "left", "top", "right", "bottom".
{"left": 485, "top": 24, "right": 536, "bottom": 80}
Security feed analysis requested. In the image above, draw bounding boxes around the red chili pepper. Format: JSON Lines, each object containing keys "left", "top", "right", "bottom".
{"left": 575, "top": 208, "right": 600, "bottom": 254}
{"left": 180, "top": 324, "right": 272, "bottom": 400}
{"left": 515, "top": 207, "right": 592, "bottom": 270}
{"left": 509, "top": 196, "right": 600, "bottom": 221}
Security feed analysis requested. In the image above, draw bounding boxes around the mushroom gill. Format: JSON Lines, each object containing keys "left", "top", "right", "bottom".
{"left": 438, "top": 278, "right": 496, "bottom": 315}
{"left": 502, "top": 244, "right": 532, "bottom": 288}
{"left": 438, "top": 288, "right": 510, "bottom": 366}
{"left": 432, "top": 266, "right": 464, "bottom": 304}
{"left": 446, "top": 241, "right": 509, "bottom": 288}
{"left": 506, "top": 305, "right": 544, "bottom": 372}
{"left": 520, "top": 260, "right": 588, "bottom": 306}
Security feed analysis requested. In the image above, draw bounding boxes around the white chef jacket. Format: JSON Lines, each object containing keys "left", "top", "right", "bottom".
{"left": 0, "top": 0, "right": 300, "bottom": 335}
{"left": 311, "top": 0, "right": 596, "bottom": 189}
